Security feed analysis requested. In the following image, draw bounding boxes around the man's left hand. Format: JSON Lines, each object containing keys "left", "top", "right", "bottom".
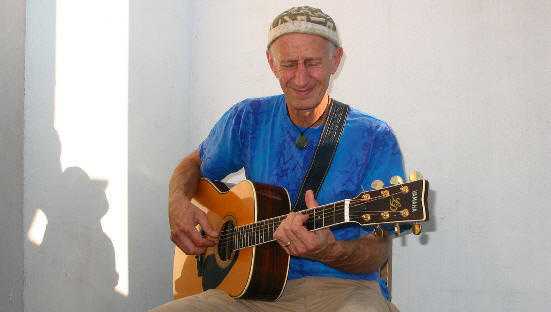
{"left": 273, "top": 190, "right": 339, "bottom": 261}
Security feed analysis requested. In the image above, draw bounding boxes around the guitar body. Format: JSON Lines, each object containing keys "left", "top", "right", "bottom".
{"left": 173, "top": 179, "right": 291, "bottom": 301}
{"left": 173, "top": 176, "right": 430, "bottom": 301}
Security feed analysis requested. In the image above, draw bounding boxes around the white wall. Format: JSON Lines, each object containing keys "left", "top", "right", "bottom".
{"left": 0, "top": 0, "right": 26, "bottom": 311}
{"left": 20, "top": 0, "right": 551, "bottom": 311}
{"left": 129, "top": 0, "right": 193, "bottom": 309}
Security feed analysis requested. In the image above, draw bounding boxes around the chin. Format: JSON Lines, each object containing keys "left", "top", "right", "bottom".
{"left": 287, "top": 94, "right": 324, "bottom": 110}
{"left": 288, "top": 99, "right": 320, "bottom": 111}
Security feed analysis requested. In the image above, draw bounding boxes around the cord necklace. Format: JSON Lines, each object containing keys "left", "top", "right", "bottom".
{"left": 287, "top": 98, "right": 332, "bottom": 149}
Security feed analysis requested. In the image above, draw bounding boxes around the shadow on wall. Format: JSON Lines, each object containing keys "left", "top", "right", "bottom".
{"left": 27, "top": 130, "right": 127, "bottom": 311}
{"left": 24, "top": 1, "right": 131, "bottom": 309}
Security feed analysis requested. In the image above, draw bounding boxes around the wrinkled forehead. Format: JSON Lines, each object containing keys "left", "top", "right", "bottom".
{"left": 269, "top": 33, "right": 333, "bottom": 59}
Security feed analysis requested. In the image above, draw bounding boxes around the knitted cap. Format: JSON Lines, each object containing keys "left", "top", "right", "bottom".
{"left": 268, "top": 6, "right": 341, "bottom": 48}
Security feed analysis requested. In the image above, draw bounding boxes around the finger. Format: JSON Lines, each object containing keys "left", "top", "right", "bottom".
{"left": 195, "top": 210, "right": 218, "bottom": 238}
{"left": 304, "top": 190, "right": 319, "bottom": 209}
{"left": 187, "top": 234, "right": 208, "bottom": 255}
{"left": 173, "top": 231, "right": 204, "bottom": 255}
{"left": 293, "top": 212, "right": 309, "bottom": 226}
{"left": 187, "top": 227, "right": 216, "bottom": 248}
{"left": 273, "top": 231, "right": 291, "bottom": 249}
{"left": 284, "top": 226, "right": 312, "bottom": 254}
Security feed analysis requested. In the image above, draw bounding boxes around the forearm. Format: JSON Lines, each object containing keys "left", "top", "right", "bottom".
{"left": 169, "top": 149, "right": 219, "bottom": 253}
{"left": 320, "top": 232, "right": 391, "bottom": 274}
{"left": 169, "top": 149, "right": 202, "bottom": 200}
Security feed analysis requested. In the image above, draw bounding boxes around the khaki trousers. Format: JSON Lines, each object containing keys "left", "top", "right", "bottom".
{"left": 150, "top": 277, "right": 399, "bottom": 312}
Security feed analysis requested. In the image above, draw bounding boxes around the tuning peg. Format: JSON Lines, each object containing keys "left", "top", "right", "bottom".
{"left": 408, "top": 170, "right": 424, "bottom": 182}
{"left": 412, "top": 223, "right": 422, "bottom": 235}
{"left": 394, "top": 224, "right": 401, "bottom": 236}
{"left": 371, "top": 180, "right": 384, "bottom": 190}
{"left": 390, "top": 176, "right": 404, "bottom": 185}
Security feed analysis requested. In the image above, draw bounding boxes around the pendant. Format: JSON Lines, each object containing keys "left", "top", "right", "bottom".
{"left": 295, "top": 134, "right": 308, "bottom": 149}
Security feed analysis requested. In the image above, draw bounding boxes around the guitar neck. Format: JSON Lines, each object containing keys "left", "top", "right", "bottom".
{"left": 225, "top": 179, "right": 428, "bottom": 250}
{"left": 232, "top": 201, "right": 348, "bottom": 250}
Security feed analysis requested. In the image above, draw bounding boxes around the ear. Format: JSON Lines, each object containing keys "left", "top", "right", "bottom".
{"left": 266, "top": 50, "right": 278, "bottom": 77}
{"left": 330, "top": 47, "right": 343, "bottom": 74}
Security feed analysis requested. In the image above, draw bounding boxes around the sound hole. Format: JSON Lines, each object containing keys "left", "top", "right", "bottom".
{"left": 217, "top": 220, "right": 235, "bottom": 261}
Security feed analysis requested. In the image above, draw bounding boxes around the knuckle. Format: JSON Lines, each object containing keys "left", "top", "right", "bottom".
{"left": 181, "top": 226, "right": 193, "bottom": 235}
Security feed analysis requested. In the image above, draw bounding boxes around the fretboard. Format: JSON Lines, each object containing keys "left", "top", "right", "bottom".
{"left": 230, "top": 201, "right": 347, "bottom": 250}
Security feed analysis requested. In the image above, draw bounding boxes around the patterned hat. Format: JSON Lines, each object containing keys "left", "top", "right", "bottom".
{"left": 268, "top": 6, "right": 341, "bottom": 48}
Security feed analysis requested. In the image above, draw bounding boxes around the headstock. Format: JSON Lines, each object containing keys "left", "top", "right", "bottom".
{"left": 350, "top": 171, "right": 429, "bottom": 236}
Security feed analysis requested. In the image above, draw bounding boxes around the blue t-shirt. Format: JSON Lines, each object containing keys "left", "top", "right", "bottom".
{"left": 199, "top": 94, "right": 404, "bottom": 299}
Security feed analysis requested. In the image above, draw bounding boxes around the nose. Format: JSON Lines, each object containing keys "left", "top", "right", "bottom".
{"left": 293, "top": 63, "right": 309, "bottom": 87}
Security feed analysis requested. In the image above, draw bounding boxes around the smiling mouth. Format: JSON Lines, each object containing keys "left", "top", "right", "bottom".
{"left": 293, "top": 88, "right": 313, "bottom": 97}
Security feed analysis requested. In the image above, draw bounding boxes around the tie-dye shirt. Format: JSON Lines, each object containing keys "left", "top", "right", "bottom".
{"left": 199, "top": 94, "right": 404, "bottom": 299}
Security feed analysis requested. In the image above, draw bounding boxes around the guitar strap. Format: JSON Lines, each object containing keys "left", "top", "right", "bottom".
{"left": 292, "top": 99, "right": 350, "bottom": 211}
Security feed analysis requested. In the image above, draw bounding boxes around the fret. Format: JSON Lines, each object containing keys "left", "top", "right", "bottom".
{"left": 250, "top": 224, "right": 253, "bottom": 247}
{"left": 244, "top": 227, "right": 247, "bottom": 248}
{"left": 313, "top": 209, "right": 316, "bottom": 229}
{"left": 322, "top": 206, "right": 325, "bottom": 227}
{"left": 259, "top": 222, "right": 264, "bottom": 245}
{"left": 250, "top": 224, "right": 253, "bottom": 246}
{"left": 260, "top": 222, "right": 264, "bottom": 244}
{"left": 258, "top": 222, "right": 262, "bottom": 244}
{"left": 249, "top": 224, "right": 253, "bottom": 246}
{"left": 251, "top": 223, "right": 256, "bottom": 246}
{"left": 262, "top": 221, "right": 266, "bottom": 244}
{"left": 265, "top": 220, "right": 270, "bottom": 243}
{"left": 266, "top": 221, "right": 270, "bottom": 243}
{"left": 256, "top": 223, "right": 260, "bottom": 245}
{"left": 253, "top": 224, "right": 257, "bottom": 246}
{"left": 270, "top": 219, "right": 275, "bottom": 242}
{"left": 333, "top": 203, "right": 336, "bottom": 225}
{"left": 273, "top": 219, "right": 276, "bottom": 237}
{"left": 235, "top": 228, "right": 241, "bottom": 249}
{"left": 246, "top": 225, "right": 250, "bottom": 247}
{"left": 239, "top": 227, "right": 243, "bottom": 249}
{"left": 241, "top": 226, "right": 244, "bottom": 248}
{"left": 249, "top": 223, "right": 256, "bottom": 246}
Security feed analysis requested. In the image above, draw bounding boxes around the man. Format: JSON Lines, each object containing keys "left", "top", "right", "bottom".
{"left": 153, "top": 6, "right": 403, "bottom": 312}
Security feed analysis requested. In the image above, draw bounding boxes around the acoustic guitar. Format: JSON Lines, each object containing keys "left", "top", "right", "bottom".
{"left": 173, "top": 174, "right": 429, "bottom": 301}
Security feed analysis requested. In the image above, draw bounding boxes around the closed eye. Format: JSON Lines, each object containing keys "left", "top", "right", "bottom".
{"left": 280, "top": 61, "right": 298, "bottom": 69}
{"left": 305, "top": 59, "right": 322, "bottom": 67}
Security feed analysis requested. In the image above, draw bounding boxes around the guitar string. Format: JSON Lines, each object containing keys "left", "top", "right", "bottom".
{"left": 215, "top": 198, "right": 364, "bottom": 242}
{"left": 217, "top": 210, "right": 409, "bottom": 248}
{"left": 215, "top": 191, "right": 408, "bottom": 243}
{"left": 215, "top": 191, "right": 413, "bottom": 245}
{"left": 216, "top": 207, "right": 402, "bottom": 245}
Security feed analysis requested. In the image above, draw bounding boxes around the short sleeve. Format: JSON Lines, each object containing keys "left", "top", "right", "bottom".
{"left": 198, "top": 102, "right": 249, "bottom": 180}
{"left": 362, "top": 123, "right": 405, "bottom": 186}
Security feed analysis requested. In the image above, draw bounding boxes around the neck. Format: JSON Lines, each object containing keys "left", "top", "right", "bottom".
{"left": 287, "top": 94, "right": 330, "bottom": 127}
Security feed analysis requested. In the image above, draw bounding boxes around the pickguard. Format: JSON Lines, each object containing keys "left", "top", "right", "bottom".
{"left": 201, "top": 251, "right": 239, "bottom": 290}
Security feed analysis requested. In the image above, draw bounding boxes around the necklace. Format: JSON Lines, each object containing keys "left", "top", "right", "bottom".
{"left": 287, "top": 99, "right": 332, "bottom": 149}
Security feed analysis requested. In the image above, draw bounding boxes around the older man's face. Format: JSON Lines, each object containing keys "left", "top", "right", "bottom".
{"left": 267, "top": 33, "right": 342, "bottom": 112}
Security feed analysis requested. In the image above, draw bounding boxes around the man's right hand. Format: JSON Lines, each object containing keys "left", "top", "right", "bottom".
{"left": 169, "top": 191, "right": 218, "bottom": 255}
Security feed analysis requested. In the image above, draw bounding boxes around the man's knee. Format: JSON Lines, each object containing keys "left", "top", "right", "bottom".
{"left": 149, "top": 289, "right": 235, "bottom": 312}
